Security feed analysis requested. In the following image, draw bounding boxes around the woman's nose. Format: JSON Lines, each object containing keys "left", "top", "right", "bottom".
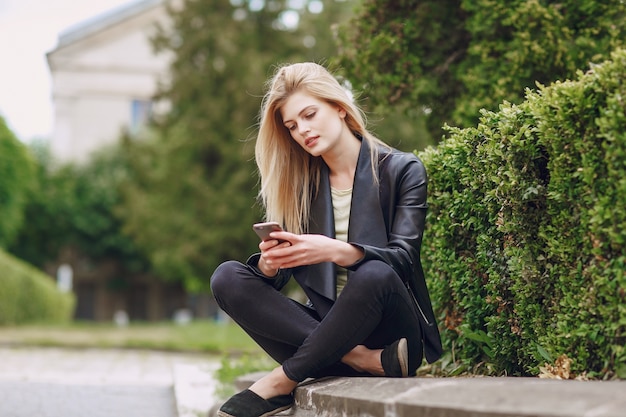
{"left": 299, "top": 124, "right": 311, "bottom": 136}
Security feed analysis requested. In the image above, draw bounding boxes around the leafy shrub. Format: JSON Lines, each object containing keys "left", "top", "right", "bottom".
{"left": 9, "top": 143, "right": 149, "bottom": 273}
{"left": 337, "top": 0, "right": 626, "bottom": 141}
{"left": 420, "top": 48, "right": 626, "bottom": 379}
{"left": 0, "top": 117, "right": 35, "bottom": 247}
{"left": 0, "top": 249, "right": 75, "bottom": 325}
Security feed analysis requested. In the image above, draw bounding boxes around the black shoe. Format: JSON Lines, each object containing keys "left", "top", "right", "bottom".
{"left": 381, "top": 337, "right": 409, "bottom": 377}
{"left": 217, "top": 389, "right": 294, "bottom": 417}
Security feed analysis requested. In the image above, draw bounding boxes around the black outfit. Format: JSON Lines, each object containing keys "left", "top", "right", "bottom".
{"left": 210, "top": 138, "right": 442, "bottom": 382}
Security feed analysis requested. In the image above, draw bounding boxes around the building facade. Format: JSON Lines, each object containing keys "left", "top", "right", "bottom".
{"left": 47, "top": 0, "right": 171, "bottom": 164}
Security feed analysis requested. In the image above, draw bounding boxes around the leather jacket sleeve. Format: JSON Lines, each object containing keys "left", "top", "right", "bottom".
{"left": 245, "top": 253, "right": 293, "bottom": 290}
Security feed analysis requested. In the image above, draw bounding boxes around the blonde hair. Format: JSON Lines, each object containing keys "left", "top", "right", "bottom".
{"left": 255, "top": 62, "right": 388, "bottom": 234}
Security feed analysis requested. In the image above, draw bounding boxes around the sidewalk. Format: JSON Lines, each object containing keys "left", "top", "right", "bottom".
{"left": 0, "top": 346, "right": 218, "bottom": 417}
{"left": 2, "top": 345, "right": 624, "bottom": 417}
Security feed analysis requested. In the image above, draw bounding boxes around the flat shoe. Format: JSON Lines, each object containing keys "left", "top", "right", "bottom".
{"left": 217, "top": 389, "right": 293, "bottom": 417}
{"left": 381, "top": 337, "right": 409, "bottom": 377}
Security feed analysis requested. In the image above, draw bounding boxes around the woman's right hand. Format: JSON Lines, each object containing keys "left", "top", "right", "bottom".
{"left": 258, "top": 238, "right": 291, "bottom": 277}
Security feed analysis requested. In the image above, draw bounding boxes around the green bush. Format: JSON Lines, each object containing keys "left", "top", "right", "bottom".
{"left": 419, "top": 48, "right": 626, "bottom": 379}
{"left": 0, "top": 117, "right": 35, "bottom": 247}
{"left": 9, "top": 143, "right": 149, "bottom": 274}
{"left": 0, "top": 249, "right": 75, "bottom": 325}
{"left": 337, "top": 0, "right": 626, "bottom": 141}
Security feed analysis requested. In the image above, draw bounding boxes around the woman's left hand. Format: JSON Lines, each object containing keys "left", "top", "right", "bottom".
{"left": 263, "top": 231, "right": 363, "bottom": 269}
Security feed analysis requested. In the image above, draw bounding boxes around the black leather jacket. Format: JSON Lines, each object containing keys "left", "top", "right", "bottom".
{"left": 247, "top": 138, "right": 443, "bottom": 364}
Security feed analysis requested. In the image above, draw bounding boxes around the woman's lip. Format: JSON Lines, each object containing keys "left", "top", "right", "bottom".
{"left": 305, "top": 136, "right": 318, "bottom": 147}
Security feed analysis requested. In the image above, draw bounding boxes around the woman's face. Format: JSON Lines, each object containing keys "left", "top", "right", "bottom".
{"left": 279, "top": 90, "right": 348, "bottom": 157}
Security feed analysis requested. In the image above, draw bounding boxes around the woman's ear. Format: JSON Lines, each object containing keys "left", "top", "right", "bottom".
{"left": 338, "top": 107, "right": 347, "bottom": 119}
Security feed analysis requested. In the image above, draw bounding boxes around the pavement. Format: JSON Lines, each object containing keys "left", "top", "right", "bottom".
{"left": 2, "top": 345, "right": 626, "bottom": 417}
{"left": 0, "top": 346, "right": 219, "bottom": 417}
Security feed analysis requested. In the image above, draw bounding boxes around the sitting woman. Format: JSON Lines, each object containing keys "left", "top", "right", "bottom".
{"left": 211, "top": 62, "right": 442, "bottom": 417}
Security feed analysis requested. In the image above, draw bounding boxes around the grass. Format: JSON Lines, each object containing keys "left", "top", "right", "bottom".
{"left": 0, "top": 319, "right": 263, "bottom": 354}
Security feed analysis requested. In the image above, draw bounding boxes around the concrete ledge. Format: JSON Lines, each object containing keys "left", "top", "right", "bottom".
{"left": 223, "top": 373, "right": 626, "bottom": 417}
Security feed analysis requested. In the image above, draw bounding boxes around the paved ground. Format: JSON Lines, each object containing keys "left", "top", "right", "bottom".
{"left": 3, "top": 346, "right": 625, "bottom": 417}
{"left": 0, "top": 346, "right": 219, "bottom": 417}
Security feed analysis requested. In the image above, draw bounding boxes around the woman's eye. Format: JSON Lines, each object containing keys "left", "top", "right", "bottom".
{"left": 287, "top": 125, "right": 296, "bottom": 131}
{"left": 305, "top": 112, "right": 316, "bottom": 119}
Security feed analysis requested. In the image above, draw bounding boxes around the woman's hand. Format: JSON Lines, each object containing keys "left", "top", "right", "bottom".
{"left": 257, "top": 238, "right": 291, "bottom": 277}
{"left": 260, "top": 231, "right": 364, "bottom": 270}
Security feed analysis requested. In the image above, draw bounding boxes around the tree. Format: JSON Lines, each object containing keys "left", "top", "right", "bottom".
{"left": 335, "top": 0, "right": 626, "bottom": 141}
{"left": 0, "top": 117, "right": 35, "bottom": 248}
{"left": 9, "top": 141, "right": 148, "bottom": 274}
{"left": 119, "top": 0, "right": 354, "bottom": 291}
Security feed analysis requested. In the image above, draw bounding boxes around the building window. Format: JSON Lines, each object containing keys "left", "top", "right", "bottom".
{"left": 130, "top": 99, "right": 153, "bottom": 133}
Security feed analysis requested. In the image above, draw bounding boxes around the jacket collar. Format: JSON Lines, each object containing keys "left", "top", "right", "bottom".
{"left": 304, "top": 137, "right": 387, "bottom": 299}
{"left": 348, "top": 138, "right": 387, "bottom": 248}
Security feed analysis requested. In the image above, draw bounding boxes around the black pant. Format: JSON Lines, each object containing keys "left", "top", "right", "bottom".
{"left": 210, "top": 259, "right": 423, "bottom": 382}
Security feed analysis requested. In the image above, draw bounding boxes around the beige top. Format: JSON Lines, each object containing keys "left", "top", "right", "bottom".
{"left": 331, "top": 186, "right": 352, "bottom": 295}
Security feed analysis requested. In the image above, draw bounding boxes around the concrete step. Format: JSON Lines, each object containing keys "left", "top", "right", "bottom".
{"left": 230, "top": 373, "right": 626, "bottom": 417}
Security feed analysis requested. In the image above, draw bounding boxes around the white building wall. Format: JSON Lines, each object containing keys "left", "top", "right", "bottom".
{"left": 47, "top": 0, "right": 172, "bottom": 164}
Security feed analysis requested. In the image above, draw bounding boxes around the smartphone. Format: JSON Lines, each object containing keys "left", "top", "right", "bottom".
{"left": 253, "top": 221, "right": 284, "bottom": 242}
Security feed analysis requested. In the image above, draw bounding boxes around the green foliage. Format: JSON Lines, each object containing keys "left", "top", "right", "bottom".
{"left": 336, "top": 0, "right": 626, "bottom": 141}
{"left": 419, "top": 49, "right": 626, "bottom": 379}
{"left": 0, "top": 117, "right": 35, "bottom": 247}
{"left": 9, "top": 142, "right": 149, "bottom": 274}
{"left": 120, "top": 126, "right": 260, "bottom": 292}
{"left": 335, "top": 0, "right": 467, "bottom": 144}
{"left": 0, "top": 249, "right": 75, "bottom": 325}
{"left": 118, "top": 0, "right": 354, "bottom": 291}
{"left": 215, "top": 353, "right": 276, "bottom": 399}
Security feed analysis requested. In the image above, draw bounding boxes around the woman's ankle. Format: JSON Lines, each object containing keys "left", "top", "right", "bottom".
{"left": 342, "top": 345, "right": 384, "bottom": 376}
{"left": 248, "top": 366, "right": 297, "bottom": 399}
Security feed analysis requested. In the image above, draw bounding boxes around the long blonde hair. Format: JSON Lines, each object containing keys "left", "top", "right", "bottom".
{"left": 255, "top": 62, "right": 388, "bottom": 234}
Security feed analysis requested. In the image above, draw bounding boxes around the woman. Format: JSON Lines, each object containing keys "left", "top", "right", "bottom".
{"left": 211, "top": 62, "right": 442, "bottom": 417}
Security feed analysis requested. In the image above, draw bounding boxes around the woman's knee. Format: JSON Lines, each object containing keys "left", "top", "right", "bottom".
{"left": 348, "top": 260, "right": 402, "bottom": 292}
{"left": 210, "top": 260, "right": 247, "bottom": 298}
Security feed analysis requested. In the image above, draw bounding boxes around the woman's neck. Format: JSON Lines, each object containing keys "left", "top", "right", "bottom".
{"left": 324, "top": 133, "right": 361, "bottom": 190}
